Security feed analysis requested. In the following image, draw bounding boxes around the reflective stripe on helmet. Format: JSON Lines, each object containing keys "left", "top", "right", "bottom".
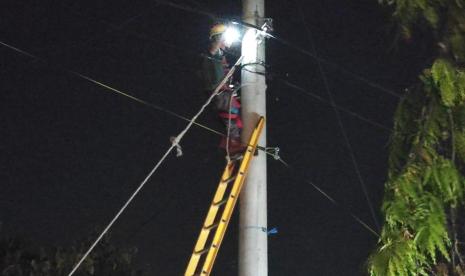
{"left": 209, "top": 24, "right": 227, "bottom": 39}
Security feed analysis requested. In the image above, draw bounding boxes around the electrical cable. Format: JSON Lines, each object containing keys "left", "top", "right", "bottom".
{"left": 0, "top": 40, "right": 276, "bottom": 155}
{"left": 1, "top": 41, "right": 381, "bottom": 246}
{"left": 125, "top": 149, "right": 379, "bottom": 246}
{"left": 152, "top": 0, "right": 402, "bottom": 99}
{"left": 274, "top": 155, "right": 379, "bottom": 237}
{"left": 1, "top": 31, "right": 382, "bottom": 268}
{"left": 278, "top": 79, "right": 392, "bottom": 131}
{"left": 295, "top": 0, "right": 380, "bottom": 231}
{"left": 12, "top": 2, "right": 394, "bottom": 132}
{"left": 0, "top": 40, "right": 225, "bottom": 136}
{"left": 65, "top": 56, "right": 244, "bottom": 276}
{"left": 241, "top": 63, "right": 392, "bottom": 131}
{"left": 47, "top": 8, "right": 152, "bottom": 55}
{"left": 2, "top": 17, "right": 384, "bottom": 235}
{"left": 51, "top": 1, "right": 221, "bottom": 63}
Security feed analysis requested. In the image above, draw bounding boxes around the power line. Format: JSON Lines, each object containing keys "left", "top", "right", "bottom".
{"left": 42, "top": 5, "right": 152, "bottom": 55}
{"left": 153, "top": 0, "right": 217, "bottom": 20}
{"left": 276, "top": 156, "right": 379, "bottom": 237}
{"left": 1, "top": 40, "right": 388, "bottom": 233}
{"left": 13, "top": 0, "right": 216, "bottom": 64}
{"left": 276, "top": 78, "right": 391, "bottom": 131}
{"left": 3, "top": 2, "right": 387, "bottom": 230}
{"left": 242, "top": 63, "right": 392, "bottom": 131}
{"left": 1, "top": 39, "right": 351, "bottom": 158}
{"left": 127, "top": 153, "right": 380, "bottom": 244}
{"left": 2, "top": 0, "right": 384, "bottom": 249}
{"left": 0, "top": 40, "right": 224, "bottom": 136}
{"left": 10, "top": 2, "right": 393, "bottom": 132}
{"left": 270, "top": 37, "right": 402, "bottom": 99}
{"left": 57, "top": 1, "right": 222, "bottom": 63}
{"left": 1, "top": 41, "right": 297, "bottom": 155}
{"left": 295, "top": 0, "right": 380, "bottom": 231}
{"left": 1, "top": 39, "right": 380, "bottom": 248}
{"left": 152, "top": 0, "right": 402, "bottom": 99}
{"left": 0, "top": 36, "right": 391, "bottom": 153}
{"left": 66, "top": 55, "right": 244, "bottom": 276}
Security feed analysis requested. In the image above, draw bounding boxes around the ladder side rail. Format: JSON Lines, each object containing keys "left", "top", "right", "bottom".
{"left": 200, "top": 117, "right": 265, "bottom": 275}
{"left": 185, "top": 162, "right": 236, "bottom": 275}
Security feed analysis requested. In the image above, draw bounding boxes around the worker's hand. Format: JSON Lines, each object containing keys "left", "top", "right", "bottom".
{"left": 221, "top": 84, "right": 232, "bottom": 92}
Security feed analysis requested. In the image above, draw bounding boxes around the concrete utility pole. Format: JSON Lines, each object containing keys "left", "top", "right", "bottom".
{"left": 239, "top": 0, "right": 268, "bottom": 275}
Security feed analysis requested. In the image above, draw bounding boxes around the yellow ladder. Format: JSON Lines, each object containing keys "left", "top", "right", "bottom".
{"left": 185, "top": 117, "right": 265, "bottom": 276}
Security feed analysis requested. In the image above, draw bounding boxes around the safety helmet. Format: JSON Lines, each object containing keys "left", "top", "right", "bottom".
{"left": 209, "top": 23, "right": 227, "bottom": 40}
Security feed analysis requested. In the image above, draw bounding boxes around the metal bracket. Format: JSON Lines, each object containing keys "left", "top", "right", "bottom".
{"left": 262, "top": 18, "right": 273, "bottom": 33}
{"left": 265, "top": 147, "right": 280, "bottom": 160}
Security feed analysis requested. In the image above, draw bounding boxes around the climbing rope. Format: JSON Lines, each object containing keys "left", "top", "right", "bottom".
{"left": 66, "top": 56, "right": 244, "bottom": 276}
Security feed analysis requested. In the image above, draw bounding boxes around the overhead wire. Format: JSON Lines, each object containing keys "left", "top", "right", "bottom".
{"left": 0, "top": 40, "right": 225, "bottom": 136}
{"left": 0, "top": 40, "right": 298, "bottom": 158}
{"left": 1, "top": 40, "right": 381, "bottom": 247}
{"left": 0, "top": 40, "right": 287, "bottom": 155}
{"left": 57, "top": 1, "right": 232, "bottom": 65}
{"left": 152, "top": 0, "right": 217, "bottom": 20}
{"left": 22, "top": 0, "right": 218, "bottom": 64}
{"left": 278, "top": 79, "right": 391, "bottom": 131}
{"left": 125, "top": 147, "right": 380, "bottom": 239}
{"left": 152, "top": 0, "right": 402, "bottom": 99}
{"left": 14, "top": 0, "right": 396, "bottom": 137}
{"left": 41, "top": 6, "right": 152, "bottom": 55}
{"left": 3, "top": 0, "right": 386, "bottom": 242}
{"left": 295, "top": 0, "right": 380, "bottom": 231}
{"left": 16, "top": 0, "right": 393, "bottom": 133}
{"left": 2, "top": 8, "right": 386, "bottom": 273}
{"left": 269, "top": 37, "right": 401, "bottom": 99}
{"left": 275, "top": 155, "right": 379, "bottom": 237}
{"left": 241, "top": 63, "right": 392, "bottom": 131}
{"left": 65, "top": 55, "right": 244, "bottom": 276}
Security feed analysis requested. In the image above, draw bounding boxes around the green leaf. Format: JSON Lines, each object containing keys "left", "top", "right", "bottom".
{"left": 423, "top": 6, "right": 439, "bottom": 28}
{"left": 431, "top": 59, "right": 458, "bottom": 107}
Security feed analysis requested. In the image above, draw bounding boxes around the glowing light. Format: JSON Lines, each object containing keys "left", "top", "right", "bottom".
{"left": 223, "top": 27, "right": 240, "bottom": 46}
{"left": 241, "top": 29, "right": 258, "bottom": 63}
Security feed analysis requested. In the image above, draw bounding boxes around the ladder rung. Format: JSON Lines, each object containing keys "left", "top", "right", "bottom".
{"left": 184, "top": 117, "right": 265, "bottom": 276}
{"left": 212, "top": 199, "right": 228, "bottom": 207}
{"left": 194, "top": 248, "right": 210, "bottom": 256}
{"left": 221, "top": 175, "right": 236, "bottom": 184}
{"left": 203, "top": 222, "right": 219, "bottom": 231}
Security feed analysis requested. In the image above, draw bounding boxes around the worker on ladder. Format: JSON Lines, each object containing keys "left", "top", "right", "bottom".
{"left": 201, "top": 23, "right": 245, "bottom": 156}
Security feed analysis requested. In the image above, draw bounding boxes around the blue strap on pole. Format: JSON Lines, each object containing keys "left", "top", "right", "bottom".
{"left": 267, "top": 227, "right": 278, "bottom": 235}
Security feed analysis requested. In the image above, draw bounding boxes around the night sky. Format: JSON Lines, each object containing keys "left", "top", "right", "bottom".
{"left": 2, "top": 0, "right": 435, "bottom": 275}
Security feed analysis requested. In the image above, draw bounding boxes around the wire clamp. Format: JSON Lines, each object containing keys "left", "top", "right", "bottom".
{"left": 256, "top": 18, "right": 273, "bottom": 44}
{"left": 170, "top": 136, "right": 183, "bottom": 157}
{"left": 265, "top": 147, "right": 281, "bottom": 160}
{"left": 262, "top": 18, "right": 273, "bottom": 33}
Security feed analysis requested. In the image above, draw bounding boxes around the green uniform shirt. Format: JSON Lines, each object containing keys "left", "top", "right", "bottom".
{"left": 201, "top": 50, "right": 225, "bottom": 92}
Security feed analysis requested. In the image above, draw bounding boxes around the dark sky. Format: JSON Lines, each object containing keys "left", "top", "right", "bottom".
{"left": 1, "top": 0, "right": 434, "bottom": 275}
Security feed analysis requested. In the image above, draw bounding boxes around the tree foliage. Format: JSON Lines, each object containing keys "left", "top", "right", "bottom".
{"left": 380, "top": 0, "right": 465, "bottom": 61}
{"left": 369, "top": 1, "right": 465, "bottom": 275}
{"left": 0, "top": 233, "right": 145, "bottom": 276}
